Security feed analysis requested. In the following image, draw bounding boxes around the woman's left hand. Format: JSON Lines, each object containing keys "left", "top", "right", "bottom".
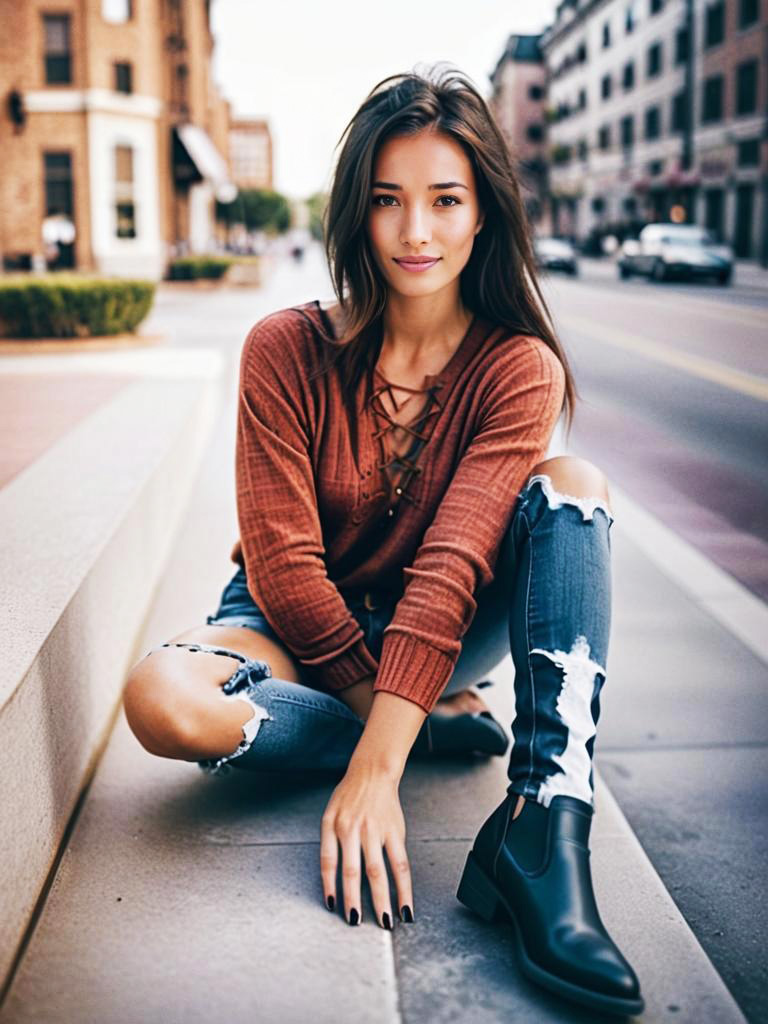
{"left": 320, "top": 758, "right": 413, "bottom": 928}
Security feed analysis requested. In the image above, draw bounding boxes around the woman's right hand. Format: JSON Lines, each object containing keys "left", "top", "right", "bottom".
{"left": 320, "top": 757, "right": 413, "bottom": 927}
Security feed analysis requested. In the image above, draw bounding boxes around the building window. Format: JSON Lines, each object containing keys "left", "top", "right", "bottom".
{"left": 675, "top": 27, "right": 689, "bottom": 64}
{"left": 526, "top": 122, "right": 544, "bottom": 142}
{"left": 701, "top": 75, "right": 724, "bottom": 122}
{"left": 620, "top": 114, "right": 634, "bottom": 149}
{"left": 578, "top": 87, "right": 588, "bottom": 110}
{"left": 114, "top": 144, "right": 136, "bottom": 239}
{"left": 601, "top": 73, "right": 612, "bottom": 99}
{"left": 623, "top": 61, "right": 635, "bottom": 90}
{"left": 43, "top": 14, "right": 72, "bottom": 85}
{"left": 671, "top": 90, "right": 688, "bottom": 132}
{"left": 602, "top": 20, "right": 612, "bottom": 47}
{"left": 528, "top": 83, "right": 544, "bottom": 100}
{"left": 648, "top": 159, "right": 664, "bottom": 176}
{"left": 705, "top": 2, "right": 725, "bottom": 48}
{"left": 650, "top": 0, "right": 664, "bottom": 12}
{"left": 44, "top": 152, "right": 73, "bottom": 214}
{"left": 552, "top": 144, "right": 572, "bottom": 165}
{"left": 576, "top": 41, "right": 588, "bottom": 62}
{"left": 735, "top": 60, "right": 758, "bottom": 115}
{"left": 102, "top": 0, "right": 133, "bottom": 22}
{"left": 739, "top": 0, "right": 759, "bottom": 28}
{"left": 626, "top": 4, "right": 637, "bottom": 32}
{"left": 647, "top": 41, "right": 663, "bottom": 78}
{"left": 737, "top": 138, "right": 760, "bottom": 166}
{"left": 114, "top": 61, "right": 132, "bottom": 94}
{"left": 578, "top": 138, "right": 588, "bottom": 160}
{"left": 598, "top": 124, "right": 611, "bottom": 150}
{"left": 645, "top": 105, "right": 661, "bottom": 139}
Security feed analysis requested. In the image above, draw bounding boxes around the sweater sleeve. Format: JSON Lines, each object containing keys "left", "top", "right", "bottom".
{"left": 372, "top": 336, "right": 566, "bottom": 714}
{"left": 235, "top": 315, "right": 379, "bottom": 691}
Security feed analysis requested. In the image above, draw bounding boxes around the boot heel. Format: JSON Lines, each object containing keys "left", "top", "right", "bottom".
{"left": 456, "top": 851, "right": 506, "bottom": 922}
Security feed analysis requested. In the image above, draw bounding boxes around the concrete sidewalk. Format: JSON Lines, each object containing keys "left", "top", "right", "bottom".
{"left": 0, "top": 333, "right": 748, "bottom": 1023}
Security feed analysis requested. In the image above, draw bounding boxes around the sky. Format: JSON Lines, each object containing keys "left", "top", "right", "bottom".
{"left": 210, "top": 0, "right": 558, "bottom": 202}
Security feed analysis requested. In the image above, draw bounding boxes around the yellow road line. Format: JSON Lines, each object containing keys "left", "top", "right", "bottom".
{"left": 559, "top": 313, "right": 768, "bottom": 402}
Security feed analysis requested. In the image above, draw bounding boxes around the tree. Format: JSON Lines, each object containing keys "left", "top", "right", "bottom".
{"left": 215, "top": 188, "right": 292, "bottom": 233}
{"left": 306, "top": 191, "right": 328, "bottom": 242}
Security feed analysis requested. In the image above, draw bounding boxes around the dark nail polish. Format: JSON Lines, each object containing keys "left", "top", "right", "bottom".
{"left": 382, "top": 911, "right": 392, "bottom": 930}
{"left": 400, "top": 904, "right": 414, "bottom": 923}
{"left": 326, "top": 894, "right": 335, "bottom": 911}
{"left": 349, "top": 907, "right": 359, "bottom": 926}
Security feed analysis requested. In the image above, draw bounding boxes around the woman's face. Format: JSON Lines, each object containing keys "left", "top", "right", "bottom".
{"left": 366, "top": 129, "right": 485, "bottom": 298}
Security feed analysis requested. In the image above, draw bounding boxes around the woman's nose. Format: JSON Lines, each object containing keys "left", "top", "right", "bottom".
{"left": 399, "top": 206, "right": 432, "bottom": 247}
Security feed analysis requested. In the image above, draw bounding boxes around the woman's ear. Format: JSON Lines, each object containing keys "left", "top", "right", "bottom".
{"left": 475, "top": 210, "right": 485, "bottom": 235}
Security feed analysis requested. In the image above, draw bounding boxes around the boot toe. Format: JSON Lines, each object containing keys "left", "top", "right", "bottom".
{"left": 554, "top": 932, "right": 642, "bottom": 1002}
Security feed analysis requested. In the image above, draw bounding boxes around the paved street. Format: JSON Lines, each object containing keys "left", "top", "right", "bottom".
{"left": 139, "top": 245, "right": 768, "bottom": 1021}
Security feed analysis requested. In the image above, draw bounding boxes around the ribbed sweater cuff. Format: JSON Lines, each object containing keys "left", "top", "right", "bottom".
{"left": 372, "top": 633, "right": 456, "bottom": 714}
{"left": 320, "top": 637, "right": 380, "bottom": 692}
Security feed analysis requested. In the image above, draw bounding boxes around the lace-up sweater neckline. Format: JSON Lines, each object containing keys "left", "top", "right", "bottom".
{"left": 230, "top": 299, "right": 566, "bottom": 713}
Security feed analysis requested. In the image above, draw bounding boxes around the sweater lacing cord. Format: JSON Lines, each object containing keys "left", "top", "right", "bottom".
{"left": 368, "top": 377, "right": 445, "bottom": 510}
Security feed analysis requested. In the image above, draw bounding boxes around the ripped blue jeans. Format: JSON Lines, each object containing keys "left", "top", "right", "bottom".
{"left": 142, "top": 473, "right": 615, "bottom": 809}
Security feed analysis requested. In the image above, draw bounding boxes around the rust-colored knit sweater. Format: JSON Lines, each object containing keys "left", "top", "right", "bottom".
{"left": 232, "top": 300, "right": 565, "bottom": 713}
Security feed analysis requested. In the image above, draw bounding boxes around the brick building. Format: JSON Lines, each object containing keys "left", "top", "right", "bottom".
{"left": 0, "top": 0, "right": 236, "bottom": 279}
{"left": 229, "top": 118, "right": 273, "bottom": 190}
{"left": 489, "top": 34, "right": 549, "bottom": 227}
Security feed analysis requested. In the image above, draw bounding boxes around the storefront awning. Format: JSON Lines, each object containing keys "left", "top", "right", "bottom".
{"left": 173, "top": 123, "right": 237, "bottom": 202}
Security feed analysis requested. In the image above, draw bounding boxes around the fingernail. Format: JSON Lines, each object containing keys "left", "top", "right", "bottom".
{"left": 382, "top": 911, "right": 392, "bottom": 930}
{"left": 326, "top": 894, "right": 335, "bottom": 911}
{"left": 399, "top": 904, "right": 414, "bottom": 923}
{"left": 349, "top": 907, "right": 360, "bottom": 926}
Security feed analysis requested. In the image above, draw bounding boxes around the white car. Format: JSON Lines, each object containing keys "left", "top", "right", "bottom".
{"left": 618, "top": 224, "right": 733, "bottom": 285}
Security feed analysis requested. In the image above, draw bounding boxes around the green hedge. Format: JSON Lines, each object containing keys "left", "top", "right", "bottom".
{"left": 0, "top": 275, "right": 156, "bottom": 338}
{"left": 166, "top": 256, "right": 233, "bottom": 280}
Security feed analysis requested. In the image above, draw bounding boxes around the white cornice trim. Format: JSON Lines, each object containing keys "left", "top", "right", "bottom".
{"left": 24, "top": 89, "right": 163, "bottom": 119}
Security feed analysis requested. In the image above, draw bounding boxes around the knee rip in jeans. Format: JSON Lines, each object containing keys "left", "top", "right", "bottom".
{"left": 146, "top": 641, "right": 275, "bottom": 777}
{"left": 527, "top": 472, "right": 614, "bottom": 525}
{"left": 529, "top": 635, "right": 606, "bottom": 808}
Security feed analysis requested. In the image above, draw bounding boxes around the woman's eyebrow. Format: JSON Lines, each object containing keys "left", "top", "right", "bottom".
{"left": 371, "top": 181, "right": 469, "bottom": 191}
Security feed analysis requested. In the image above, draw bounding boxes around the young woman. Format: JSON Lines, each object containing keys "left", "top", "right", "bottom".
{"left": 123, "top": 66, "right": 644, "bottom": 1017}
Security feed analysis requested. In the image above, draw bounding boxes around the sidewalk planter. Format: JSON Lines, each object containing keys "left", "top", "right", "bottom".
{"left": 0, "top": 276, "right": 155, "bottom": 339}
{"left": 224, "top": 255, "right": 264, "bottom": 288}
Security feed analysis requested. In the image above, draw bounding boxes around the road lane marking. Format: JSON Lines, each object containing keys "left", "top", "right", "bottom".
{"left": 559, "top": 313, "right": 768, "bottom": 402}
{"left": 544, "top": 276, "right": 768, "bottom": 330}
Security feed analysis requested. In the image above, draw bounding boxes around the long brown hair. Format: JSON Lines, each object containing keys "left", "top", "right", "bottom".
{"left": 313, "top": 62, "right": 578, "bottom": 438}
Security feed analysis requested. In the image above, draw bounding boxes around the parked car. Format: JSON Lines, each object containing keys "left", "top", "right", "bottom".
{"left": 617, "top": 224, "right": 733, "bottom": 285}
{"left": 534, "top": 236, "right": 579, "bottom": 276}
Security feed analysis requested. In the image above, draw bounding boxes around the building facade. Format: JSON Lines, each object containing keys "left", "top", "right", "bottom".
{"left": 0, "top": 0, "right": 236, "bottom": 280}
{"left": 489, "top": 35, "right": 549, "bottom": 226}
{"left": 540, "top": 0, "right": 767, "bottom": 260}
{"left": 229, "top": 118, "right": 273, "bottom": 190}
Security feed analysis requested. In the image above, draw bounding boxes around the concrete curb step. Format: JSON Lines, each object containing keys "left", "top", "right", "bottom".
{"left": 0, "top": 348, "right": 222, "bottom": 988}
{"left": 0, "top": 717, "right": 746, "bottom": 1023}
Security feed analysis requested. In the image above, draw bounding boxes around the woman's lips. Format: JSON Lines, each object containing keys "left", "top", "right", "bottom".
{"left": 393, "top": 257, "right": 441, "bottom": 273}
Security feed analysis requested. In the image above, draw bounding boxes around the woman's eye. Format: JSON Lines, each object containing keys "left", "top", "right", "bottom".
{"left": 371, "top": 195, "right": 460, "bottom": 207}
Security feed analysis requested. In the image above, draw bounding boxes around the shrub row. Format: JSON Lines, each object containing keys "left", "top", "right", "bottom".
{"left": 166, "top": 256, "right": 233, "bottom": 280}
{"left": 0, "top": 275, "right": 156, "bottom": 338}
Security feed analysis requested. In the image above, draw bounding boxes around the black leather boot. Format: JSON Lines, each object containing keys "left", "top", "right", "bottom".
{"left": 457, "top": 793, "right": 644, "bottom": 1017}
{"left": 411, "top": 709, "right": 509, "bottom": 758}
